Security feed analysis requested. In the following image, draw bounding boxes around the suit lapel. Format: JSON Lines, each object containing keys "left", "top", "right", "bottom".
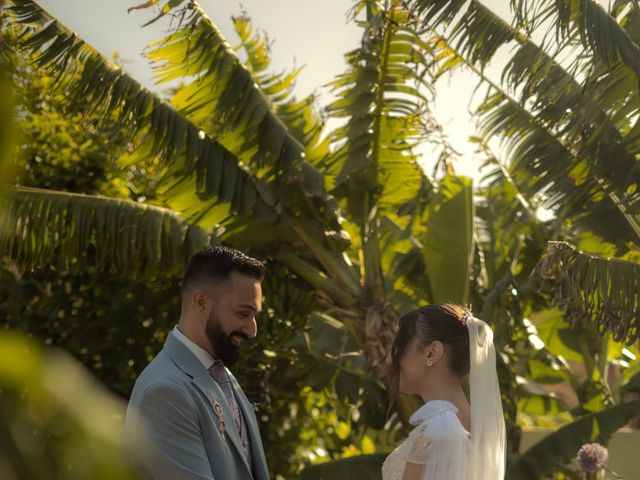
{"left": 163, "top": 333, "right": 253, "bottom": 476}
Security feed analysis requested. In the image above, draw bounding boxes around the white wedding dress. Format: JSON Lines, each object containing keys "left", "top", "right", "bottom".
{"left": 382, "top": 316, "right": 507, "bottom": 480}
{"left": 381, "top": 400, "right": 471, "bottom": 480}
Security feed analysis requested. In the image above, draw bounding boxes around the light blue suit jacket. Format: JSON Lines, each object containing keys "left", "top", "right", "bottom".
{"left": 125, "top": 332, "right": 270, "bottom": 480}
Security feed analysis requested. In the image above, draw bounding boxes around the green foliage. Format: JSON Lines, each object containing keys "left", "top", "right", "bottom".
{"left": 324, "top": 1, "right": 427, "bottom": 222}
{"left": 0, "top": 331, "right": 140, "bottom": 479}
{"left": 507, "top": 401, "right": 640, "bottom": 479}
{"left": 2, "top": 0, "right": 640, "bottom": 478}
{"left": 420, "top": 175, "right": 474, "bottom": 304}
{"left": 0, "top": 266, "right": 181, "bottom": 397}
{"left": 143, "top": 0, "right": 324, "bottom": 197}
{"left": 0, "top": 187, "right": 216, "bottom": 277}
{"left": 298, "top": 454, "right": 386, "bottom": 480}
{"left": 536, "top": 241, "right": 640, "bottom": 344}
{"left": 0, "top": 46, "right": 15, "bottom": 187}
{"left": 8, "top": 0, "right": 281, "bottom": 232}
{"left": 231, "top": 14, "right": 329, "bottom": 164}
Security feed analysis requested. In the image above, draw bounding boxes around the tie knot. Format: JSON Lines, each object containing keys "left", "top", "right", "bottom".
{"left": 208, "top": 361, "right": 228, "bottom": 383}
{"left": 210, "top": 358, "right": 224, "bottom": 368}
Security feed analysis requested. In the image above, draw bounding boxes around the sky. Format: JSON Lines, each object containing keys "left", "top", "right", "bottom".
{"left": 35, "top": 0, "right": 517, "bottom": 184}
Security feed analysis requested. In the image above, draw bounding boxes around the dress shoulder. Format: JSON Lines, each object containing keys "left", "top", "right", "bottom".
{"left": 407, "top": 400, "right": 470, "bottom": 466}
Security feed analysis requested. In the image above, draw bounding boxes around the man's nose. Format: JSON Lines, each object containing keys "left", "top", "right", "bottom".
{"left": 243, "top": 318, "right": 257, "bottom": 339}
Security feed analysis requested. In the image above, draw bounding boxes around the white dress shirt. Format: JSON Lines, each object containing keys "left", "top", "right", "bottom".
{"left": 172, "top": 325, "right": 215, "bottom": 370}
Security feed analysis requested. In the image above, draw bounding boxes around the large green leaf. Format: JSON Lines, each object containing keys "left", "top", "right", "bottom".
{"left": 468, "top": 47, "right": 639, "bottom": 241}
{"left": 421, "top": 175, "right": 475, "bottom": 304}
{"left": 513, "top": 0, "right": 640, "bottom": 77}
{"left": 142, "top": 1, "right": 325, "bottom": 197}
{"left": 516, "top": 377, "right": 569, "bottom": 415}
{"left": 415, "top": 0, "right": 640, "bottom": 241}
{"left": 129, "top": 0, "right": 350, "bottom": 268}
{"left": 7, "top": 0, "right": 281, "bottom": 231}
{"left": 475, "top": 88, "right": 640, "bottom": 242}
{"left": 324, "top": 2, "right": 429, "bottom": 218}
{"left": 321, "top": 1, "right": 435, "bottom": 301}
{"left": 507, "top": 400, "right": 640, "bottom": 479}
{"left": 231, "top": 15, "right": 329, "bottom": 165}
{"left": 535, "top": 241, "right": 640, "bottom": 345}
{"left": 531, "top": 309, "right": 585, "bottom": 362}
{"left": 415, "top": 0, "right": 518, "bottom": 69}
{"left": 0, "top": 186, "right": 214, "bottom": 277}
{"left": 298, "top": 453, "right": 387, "bottom": 480}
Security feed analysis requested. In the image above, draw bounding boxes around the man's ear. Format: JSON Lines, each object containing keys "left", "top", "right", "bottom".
{"left": 191, "top": 289, "right": 209, "bottom": 315}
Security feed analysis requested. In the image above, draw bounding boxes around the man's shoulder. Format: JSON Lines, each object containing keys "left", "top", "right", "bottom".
{"left": 131, "top": 350, "right": 189, "bottom": 396}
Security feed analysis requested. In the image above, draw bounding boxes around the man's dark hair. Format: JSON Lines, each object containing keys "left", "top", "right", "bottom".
{"left": 182, "top": 246, "right": 265, "bottom": 295}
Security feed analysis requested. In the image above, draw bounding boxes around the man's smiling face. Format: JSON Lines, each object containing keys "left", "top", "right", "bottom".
{"left": 204, "top": 271, "right": 262, "bottom": 366}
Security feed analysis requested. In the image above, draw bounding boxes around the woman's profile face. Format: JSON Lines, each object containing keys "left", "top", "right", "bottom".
{"left": 399, "top": 337, "right": 428, "bottom": 395}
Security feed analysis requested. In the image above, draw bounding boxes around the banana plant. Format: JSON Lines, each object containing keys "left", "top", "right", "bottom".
{"left": 139, "top": 0, "right": 475, "bottom": 386}
{"left": 4, "top": 0, "right": 639, "bottom": 477}
{"left": 0, "top": 186, "right": 215, "bottom": 277}
{"left": 403, "top": 0, "right": 640, "bottom": 473}
{"left": 6, "top": 0, "right": 282, "bottom": 228}
{"left": 3, "top": 0, "right": 475, "bottom": 403}
{"left": 411, "top": 0, "right": 640, "bottom": 342}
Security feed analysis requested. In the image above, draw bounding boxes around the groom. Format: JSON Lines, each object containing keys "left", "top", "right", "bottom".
{"left": 125, "top": 246, "right": 269, "bottom": 480}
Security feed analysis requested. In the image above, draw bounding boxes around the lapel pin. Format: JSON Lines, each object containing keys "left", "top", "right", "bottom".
{"left": 217, "top": 419, "right": 226, "bottom": 435}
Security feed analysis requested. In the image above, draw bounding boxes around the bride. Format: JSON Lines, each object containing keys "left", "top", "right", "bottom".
{"left": 381, "top": 304, "right": 506, "bottom": 480}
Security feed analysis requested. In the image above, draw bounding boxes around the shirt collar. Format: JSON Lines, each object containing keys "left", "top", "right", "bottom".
{"left": 172, "top": 325, "right": 215, "bottom": 370}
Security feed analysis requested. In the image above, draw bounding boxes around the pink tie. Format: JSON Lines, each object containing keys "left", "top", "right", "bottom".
{"left": 208, "top": 360, "right": 251, "bottom": 465}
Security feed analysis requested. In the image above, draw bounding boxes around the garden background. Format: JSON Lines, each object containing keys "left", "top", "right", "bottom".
{"left": 0, "top": 0, "right": 639, "bottom": 478}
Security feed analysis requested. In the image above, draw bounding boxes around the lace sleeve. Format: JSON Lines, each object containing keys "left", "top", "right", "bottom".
{"left": 406, "top": 409, "right": 470, "bottom": 480}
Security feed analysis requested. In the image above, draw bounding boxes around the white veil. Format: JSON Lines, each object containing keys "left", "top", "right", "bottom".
{"left": 466, "top": 315, "right": 506, "bottom": 480}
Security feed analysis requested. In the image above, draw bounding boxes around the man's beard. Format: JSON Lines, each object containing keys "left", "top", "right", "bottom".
{"left": 205, "top": 309, "right": 247, "bottom": 366}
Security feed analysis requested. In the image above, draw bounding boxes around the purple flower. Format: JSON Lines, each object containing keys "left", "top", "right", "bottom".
{"left": 577, "top": 443, "right": 609, "bottom": 473}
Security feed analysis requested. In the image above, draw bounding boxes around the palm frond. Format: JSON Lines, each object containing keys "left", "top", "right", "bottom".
{"left": 231, "top": 14, "right": 329, "bottom": 165}
{"left": 141, "top": 1, "right": 324, "bottom": 196}
{"left": 513, "top": 2, "right": 640, "bottom": 217}
{"left": 535, "top": 241, "right": 640, "bottom": 344}
{"left": 320, "top": 0, "right": 435, "bottom": 299}
{"left": 513, "top": 0, "right": 640, "bottom": 77}
{"left": 7, "top": 0, "right": 281, "bottom": 230}
{"left": 414, "top": 0, "right": 521, "bottom": 69}
{"left": 424, "top": 26, "right": 640, "bottom": 241}
{"left": 324, "top": 1, "right": 430, "bottom": 219}
{"left": 476, "top": 89, "right": 640, "bottom": 241}
{"left": 0, "top": 186, "right": 214, "bottom": 277}
{"left": 501, "top": 8, "right": 640, "bottom": 213}
{"left": 415, "top": 0, "right": 640, "bottom": 216}
{"left": 474, "top": 138, "right": 539, "bottom": 223}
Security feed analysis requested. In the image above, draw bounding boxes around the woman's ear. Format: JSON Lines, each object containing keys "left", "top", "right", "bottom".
{"left": 425, "top": 340, "right": 445, "bottom": 366}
